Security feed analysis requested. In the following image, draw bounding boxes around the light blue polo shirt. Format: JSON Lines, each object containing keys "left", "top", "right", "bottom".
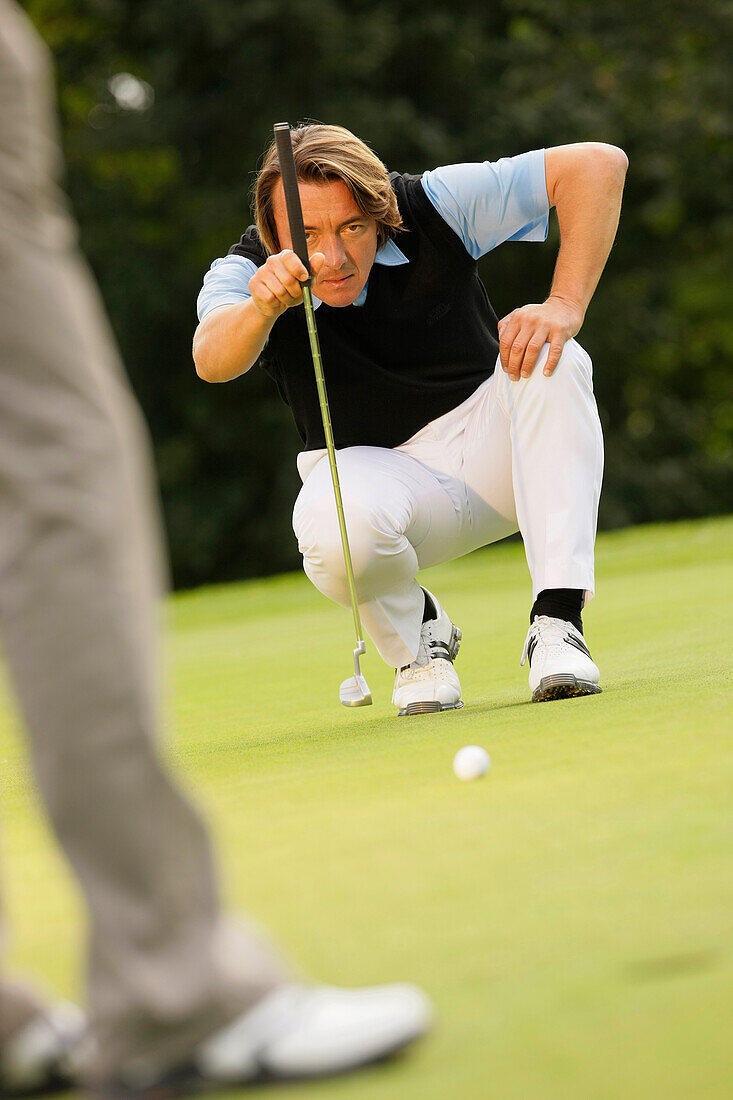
{"left": 196, "top": 149, "right": 549, "bottom": 322}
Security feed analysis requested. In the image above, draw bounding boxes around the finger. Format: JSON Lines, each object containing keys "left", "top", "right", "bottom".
{"left": 506, "top": 327, "right": 534, "bottom": 381}
{"left": 268, "top": 255, "right": 309, "bottom": 293}
{"left": 519, "top": 331, "right": 550, "bottom": 378}
{"left": 260, "top": 272, "right": 303, "bottom": 309}
{"left": 498, "top": 316, "right": 521, "bottom": 374}
{"left": 279, "top": 250, "right": 311, "bottom": 283}
{"left": 543, "top": 336, "right": 567, "bottom": 377}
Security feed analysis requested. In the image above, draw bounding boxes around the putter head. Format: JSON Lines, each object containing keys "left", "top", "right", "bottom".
{"left": 339, "top": 673, "right": 372, "bottom": 707}
{"left": 339, "top": 641, "right": 372, "bottom": 706}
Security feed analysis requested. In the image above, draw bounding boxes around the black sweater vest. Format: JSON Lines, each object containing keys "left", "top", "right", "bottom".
{"left": 229, "top": 174, "right": 500, "bottom": 451}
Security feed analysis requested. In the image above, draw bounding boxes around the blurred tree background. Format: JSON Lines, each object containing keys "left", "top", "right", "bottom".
{"left": 22, "top": 0, "right": 732, "bottom": 588}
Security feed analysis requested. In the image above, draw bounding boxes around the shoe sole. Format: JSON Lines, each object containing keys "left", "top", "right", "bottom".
{"left": 398, "top": 700, "right": 464, "bottom": 717}
{"left": 532, "top": 674, "right": 602, "bottom": 703}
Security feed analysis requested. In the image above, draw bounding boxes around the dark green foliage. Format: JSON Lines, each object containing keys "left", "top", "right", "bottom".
{"left": 22, "top": 0, "right": 732, "bottom": 586}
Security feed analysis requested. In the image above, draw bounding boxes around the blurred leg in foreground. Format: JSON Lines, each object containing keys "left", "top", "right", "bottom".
{"left": 0, "top": 2, "right": 429, "bottom": 1094}
{"left": 0, "top": 0, "right": 287, "bottom": 1082}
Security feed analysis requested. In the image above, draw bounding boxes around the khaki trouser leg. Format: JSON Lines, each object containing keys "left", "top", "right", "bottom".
{"left": 0, "top": 0, "right": 286, "bottom": 1080}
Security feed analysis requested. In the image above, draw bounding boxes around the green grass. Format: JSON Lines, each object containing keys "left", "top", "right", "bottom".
{"left": 1, "top": 517, "right": 732, "bottom": 1099}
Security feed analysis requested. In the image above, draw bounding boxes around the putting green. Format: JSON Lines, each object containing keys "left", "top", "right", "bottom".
{"left": 1, "top": 517, "right": 731, "bottom": 1099}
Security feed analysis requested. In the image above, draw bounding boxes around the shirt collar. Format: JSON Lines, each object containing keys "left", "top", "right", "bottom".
{"left": 311, "top": 239, "right": 409, "bottom": 309}
{"left": 373, "top": 238, "right": 410, "bottom": 267}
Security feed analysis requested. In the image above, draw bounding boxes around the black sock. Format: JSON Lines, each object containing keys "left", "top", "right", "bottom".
{"left": 530, "top": 589, "right": 583, "bottom": 634}
{"left": 422, "top": 589, "right": 437, "bottom": 623}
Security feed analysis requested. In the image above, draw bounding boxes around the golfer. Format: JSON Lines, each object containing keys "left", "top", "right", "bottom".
{"left": 194, "top": 125, "right": 627, "bottom": 714}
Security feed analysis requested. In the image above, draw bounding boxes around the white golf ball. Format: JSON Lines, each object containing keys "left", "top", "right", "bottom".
{"left": 453, "top": 745, "right": 491, "bottom": 781}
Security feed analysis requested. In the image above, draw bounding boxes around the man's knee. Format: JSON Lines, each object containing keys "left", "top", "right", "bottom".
{"left": 295, "top": 492, "right": 403, "bottom": 605}
{"left": 296, "top": 498, "right": 350, "bottom": 603}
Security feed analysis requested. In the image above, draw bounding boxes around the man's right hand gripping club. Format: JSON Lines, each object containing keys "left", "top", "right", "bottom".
{"left": 193, "top": 249, "right": 326, "bottom": 385}
{"left": 250, "top": 249, "right": 326, "bottom": 319}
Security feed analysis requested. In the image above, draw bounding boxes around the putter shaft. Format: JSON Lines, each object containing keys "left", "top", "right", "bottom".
{"left": 302, "top": 283, "right": 365, "bottom": 652}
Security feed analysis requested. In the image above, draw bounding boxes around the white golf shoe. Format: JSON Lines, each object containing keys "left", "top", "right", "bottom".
{"left": 95, "top": 982, "right": 432, "bottom": 1096}
{"left": 392, "top": 588, "right": 462, "bottom": 717}
{"left": 521, "top": 615, "right": 601, "bottom": 702}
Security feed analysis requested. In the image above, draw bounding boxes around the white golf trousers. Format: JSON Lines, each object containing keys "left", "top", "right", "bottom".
{"left": 293, "top": 339, "right": 604, "bottom": 668}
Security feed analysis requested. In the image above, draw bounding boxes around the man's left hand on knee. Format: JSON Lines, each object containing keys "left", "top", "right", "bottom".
{"left": 497, "top": 295, "right": 584, "bottom": 382}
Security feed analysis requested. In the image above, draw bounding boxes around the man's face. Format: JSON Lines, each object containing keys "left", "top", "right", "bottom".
{"left": 271, "top": 178, "right": 379, "bottom": 308}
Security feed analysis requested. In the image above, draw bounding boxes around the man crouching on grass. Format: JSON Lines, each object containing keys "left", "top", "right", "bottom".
{"left": 193, "top": 124, "right": 627, "bottom": 715}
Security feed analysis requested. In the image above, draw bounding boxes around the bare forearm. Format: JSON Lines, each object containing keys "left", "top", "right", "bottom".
{"left": 546, "top": 142, "right": 628, "bottom": 318}
{"left": 193, "top": 299, "right": 276, "bottom": 383}
{"left": 498, "top": 142, "right": 627, "bottom": 380}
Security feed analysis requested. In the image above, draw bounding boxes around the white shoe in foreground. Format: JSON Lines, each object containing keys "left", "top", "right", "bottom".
{"left": 0, "top": 1000, "right": 85, "bottom": 1096}
{"left": 198, "top": 982, "right": 431, "bottom": 1082}
{"left": 392, "top": 588, "right": 462, "bottom": 717}
{"left": 521, "top": 615, "right": 601, "bottom": 702}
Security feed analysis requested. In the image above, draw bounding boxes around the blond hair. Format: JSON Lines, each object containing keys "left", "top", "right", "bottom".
{"left": 253, "top": 124, "right": 403, "bottom": 255}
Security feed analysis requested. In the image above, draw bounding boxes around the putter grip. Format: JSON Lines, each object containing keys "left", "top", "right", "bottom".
{"left": 273, "top": 123, "right": 310, "bottom": 276}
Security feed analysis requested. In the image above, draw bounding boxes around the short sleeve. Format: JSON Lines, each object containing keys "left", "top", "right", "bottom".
{"left": 421, "top": 150, "right": 550, "bottom": 259}
{"left": 196, "top": 255, "right": 259, "bottom": 322}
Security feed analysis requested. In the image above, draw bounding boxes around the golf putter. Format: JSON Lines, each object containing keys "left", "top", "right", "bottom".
{"left": 273, "top": 123, "right": 372, "bottom": 707}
